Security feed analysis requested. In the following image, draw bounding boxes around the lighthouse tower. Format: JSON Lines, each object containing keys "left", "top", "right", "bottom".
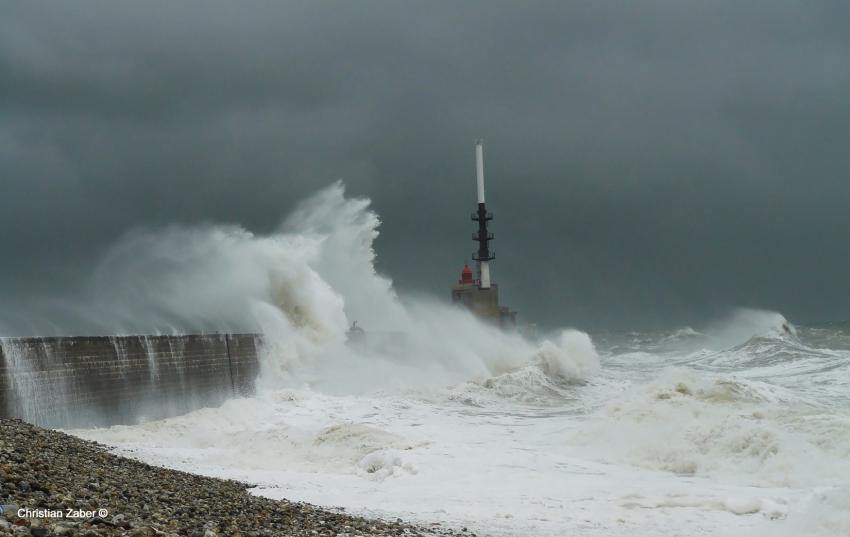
{"left": 472, "top": 141, "right": 494, "bottom": 288}
{"left": 451, "top": 141, "right": 516, "bottom": 326}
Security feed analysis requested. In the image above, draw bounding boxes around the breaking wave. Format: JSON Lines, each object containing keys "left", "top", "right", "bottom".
{"left": 701, "top": 308, "right": 798, "bottom": 349}
{"left": 444, "top": 330, "right": 600, "bottom": 405}
{"left": 570, "top": 367, "right": 850, "bottom": 487}
{"left": 27, "top": 181, "right": 599, "bottom": 396}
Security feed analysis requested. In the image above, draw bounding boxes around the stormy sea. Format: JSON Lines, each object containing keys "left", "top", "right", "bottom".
{"left": 63, "top": 184, "right": 849, "bottom": 536}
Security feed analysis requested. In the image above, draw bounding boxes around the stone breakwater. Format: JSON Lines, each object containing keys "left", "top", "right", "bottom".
{"left": 0, "top": 335, "right": 260, "bottom": 429}
{"left": 0, "top": 419, "right": 465, "bottom": 537}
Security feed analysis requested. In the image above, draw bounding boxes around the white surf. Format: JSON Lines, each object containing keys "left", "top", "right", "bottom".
{"left": 71, "top": 184, "right": 850, "bottom": 537}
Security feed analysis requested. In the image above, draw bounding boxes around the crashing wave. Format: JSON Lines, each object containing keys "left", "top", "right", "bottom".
{"left": 444, "top": 330, "right": 601, "bottom": 404}
{"left": 568, "top": 368, "right": 850, "bottom": 487}
{"left": 702, "top": 309, "right": 798, "bottom": 349}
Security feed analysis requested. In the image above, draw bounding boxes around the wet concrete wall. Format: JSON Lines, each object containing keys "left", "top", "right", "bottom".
{"left": 0, "top": 334, "right": 261, "bottom": 429}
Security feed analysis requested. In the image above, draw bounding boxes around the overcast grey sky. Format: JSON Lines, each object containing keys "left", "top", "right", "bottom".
{"left": 1, "top": 1, "right": 849, "bottom": 332}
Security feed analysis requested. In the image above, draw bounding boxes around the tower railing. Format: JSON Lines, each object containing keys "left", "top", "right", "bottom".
{"left": 472, "top": 251, "right": 495, "bottom": 261}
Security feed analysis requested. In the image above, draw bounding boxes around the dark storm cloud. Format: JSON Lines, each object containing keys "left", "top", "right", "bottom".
{"left": 1, "top": 0, "right": 849, "bottom": 332}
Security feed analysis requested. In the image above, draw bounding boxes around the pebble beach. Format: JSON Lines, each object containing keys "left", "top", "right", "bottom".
{"left": 0, "top": 419, "right": 460, "bottom": 537}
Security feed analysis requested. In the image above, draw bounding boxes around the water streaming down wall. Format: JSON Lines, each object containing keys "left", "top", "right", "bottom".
{"left": 0, "top": 334, "right": 261, "bottom": 429}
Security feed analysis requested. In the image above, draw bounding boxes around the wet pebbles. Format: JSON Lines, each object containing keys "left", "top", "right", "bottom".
{"left": 0, "top": 419, "right": 464, "bottom": 537}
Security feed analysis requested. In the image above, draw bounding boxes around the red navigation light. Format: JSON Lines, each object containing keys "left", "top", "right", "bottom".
{"left": 460, "top": 264, "right": 473, "bottom": 284}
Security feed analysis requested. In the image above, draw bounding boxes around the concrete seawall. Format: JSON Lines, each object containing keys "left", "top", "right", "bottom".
{"left": 0, "top": 334, "right": 261, "bottom": 429}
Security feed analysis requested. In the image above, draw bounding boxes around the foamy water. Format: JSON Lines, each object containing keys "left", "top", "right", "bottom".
{"left": 68, "top": 184, "right": 850, "bottom": 536}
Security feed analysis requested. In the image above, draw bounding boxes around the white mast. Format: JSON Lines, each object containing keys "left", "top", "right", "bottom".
{"left": 475, "top": 140, "right": 491, "bottom": 289}
{"left": 476, "top": 141, "right": 486, "bottom": 204}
